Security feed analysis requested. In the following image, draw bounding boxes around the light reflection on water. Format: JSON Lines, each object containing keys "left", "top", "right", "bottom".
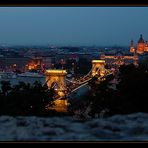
{"left": 48, "top": 99, "right": 69, "bottom": 113}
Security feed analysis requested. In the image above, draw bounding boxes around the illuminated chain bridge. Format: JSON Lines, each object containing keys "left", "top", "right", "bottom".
{"left": 44, "top": 60, "right": 112, "bottom": 99}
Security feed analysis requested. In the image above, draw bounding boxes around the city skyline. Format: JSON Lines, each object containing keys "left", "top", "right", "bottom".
{"left": 0, "top": 7, "right": 148, "bottom": 46}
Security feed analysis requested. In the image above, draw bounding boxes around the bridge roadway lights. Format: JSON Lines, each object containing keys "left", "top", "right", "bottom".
{"left": 91, "top": 60, "right": 106, "bottom": 77}
{"left": 57, "top": 90, "right": 66, "bottom": 97}
{"left": 45, "top": 69, "right": 67, "bottom": 97}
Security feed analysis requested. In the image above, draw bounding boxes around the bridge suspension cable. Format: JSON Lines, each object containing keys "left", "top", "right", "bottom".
{"left": 71, "top": 82, "right": 89, "bottom": 93}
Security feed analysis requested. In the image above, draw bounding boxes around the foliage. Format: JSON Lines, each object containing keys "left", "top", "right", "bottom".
{"left": 70, "top": 63, "right": 148, "bottom": 118}
{"left": 0, "top": 81, "right": 55, "bottom": 116}
{"left": 116, "top": 64, "right": 148, "bottom": 114}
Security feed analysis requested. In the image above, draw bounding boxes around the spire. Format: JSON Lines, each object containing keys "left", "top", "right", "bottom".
{"left": 138, "top": 34, "right": 144, "bottom": 43}
{"left": 130, "top": 39, "right": 134, "bottom": 46}
{"left": 130, "top": 39, "right": 135, "bottom": 53}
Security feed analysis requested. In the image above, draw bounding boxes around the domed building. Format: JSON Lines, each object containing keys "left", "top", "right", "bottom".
{"left": 137, "top": 34, "right": 145, "bottom": 54}
{"left": 130, "top": 34, "right": 148, "bottom": 54}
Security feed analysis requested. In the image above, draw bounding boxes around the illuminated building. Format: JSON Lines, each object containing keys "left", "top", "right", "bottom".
{"left": 26, "top": 57, "right": 43, "bottom": 71}
{"left": 137, "top": 34, "right": 145, "bottom": 54}
{"left": 100, "top": 51, "right": 138, "bottom": 66}
{"left": 144, "top": 41, "right": 148, "bottom": 52}
{"left": 130, "top": 34, "right": 148, "bottom": 54}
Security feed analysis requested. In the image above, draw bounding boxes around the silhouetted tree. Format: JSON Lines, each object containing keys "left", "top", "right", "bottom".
{"left": 0, "top": 80, "right": 55, "bottom": 116}
{"left": 116, "top": 64, "right": 148, "bottom": 114}
{"left": 0, "top": 81, "right": 11, "bottom": 95}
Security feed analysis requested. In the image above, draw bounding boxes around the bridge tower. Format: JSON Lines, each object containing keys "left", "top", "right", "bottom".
{"left": 45, "top": 70, "right": 67, "bottom": 97}
{"left": 91, "top": 60, "right": 105, "bottom": 77}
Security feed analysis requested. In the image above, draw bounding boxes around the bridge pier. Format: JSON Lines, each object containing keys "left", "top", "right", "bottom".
{"left": 45, "top": 70, "right": 67, "bottom": 97}
{"left": 91, "top": 60, "right": 106, "bottom": 77}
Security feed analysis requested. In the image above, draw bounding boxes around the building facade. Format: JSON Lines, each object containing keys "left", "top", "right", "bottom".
{"left": 100, "top": 51, "right": 138, "bottom": 66}
{"left": 130, "top": 34, "right": 148, "bottom": 54}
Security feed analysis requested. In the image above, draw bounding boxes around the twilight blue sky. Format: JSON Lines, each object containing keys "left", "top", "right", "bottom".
{"left": 0, "top": 7, "right": 148, "bottom": 46}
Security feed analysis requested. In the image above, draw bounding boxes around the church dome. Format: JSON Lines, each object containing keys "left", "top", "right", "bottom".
{"left": 138, "top": 34, "right": 145, "bottom": 43}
